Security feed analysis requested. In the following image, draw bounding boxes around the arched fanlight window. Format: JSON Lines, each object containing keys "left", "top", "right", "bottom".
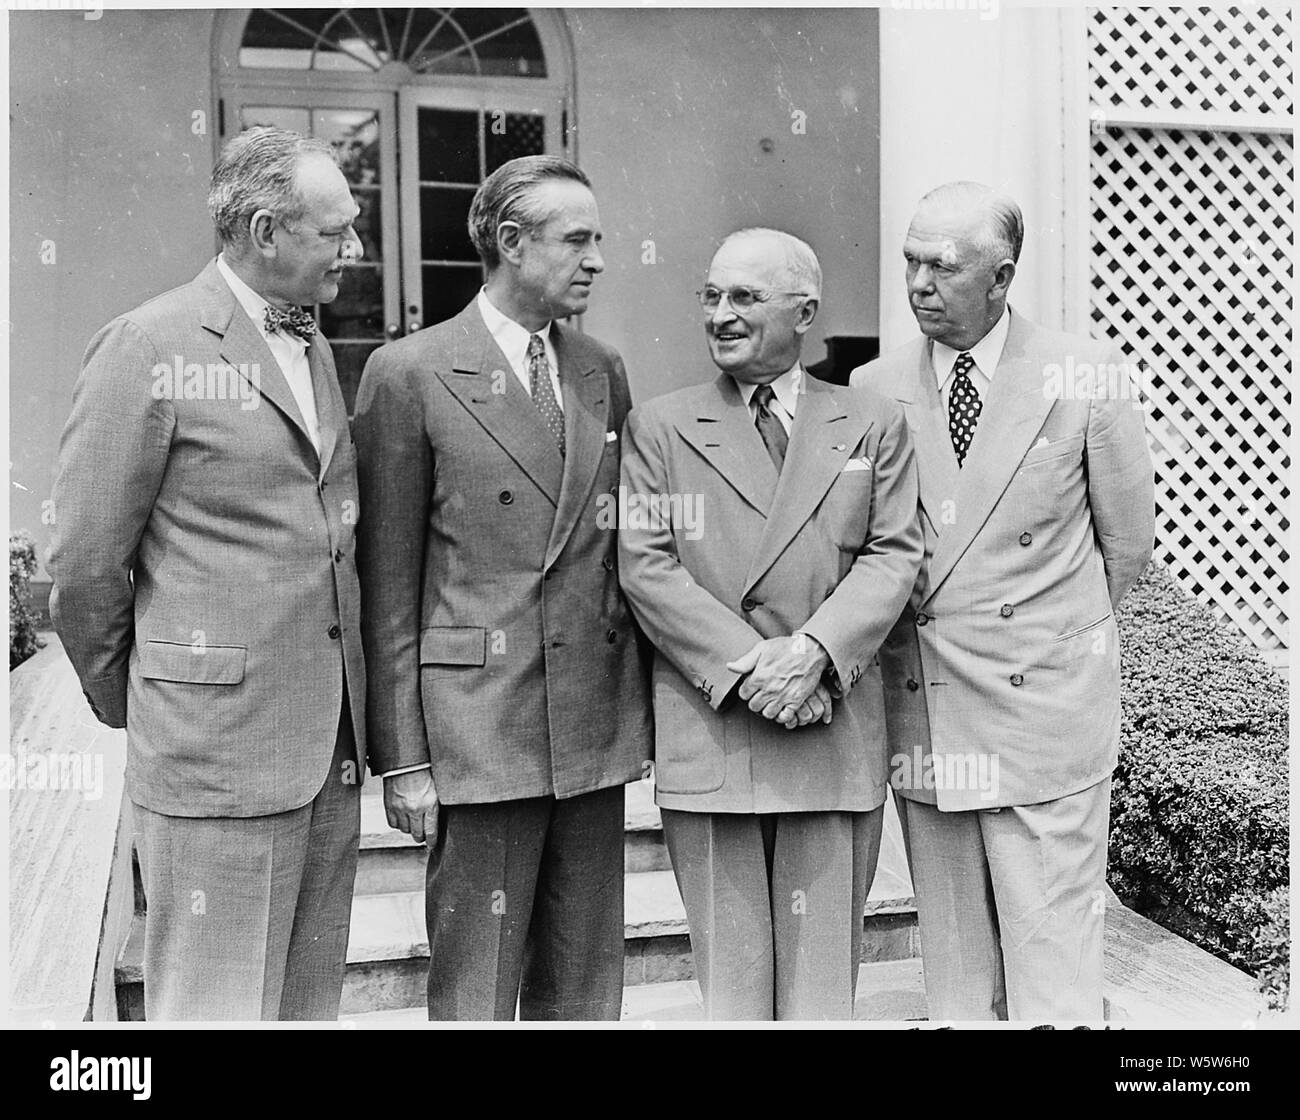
{"left": 238, "top": 7, "right": 548, "bottom": 77}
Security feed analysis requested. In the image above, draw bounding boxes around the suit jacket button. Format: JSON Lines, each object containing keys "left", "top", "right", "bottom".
{"left": 334, "top": 549, "right": 344, "bottom": 564}
{"left": 741, "top": 596, "right": 757, "bottom": 612}
{"left": 499, "top": 490, "right": 513, "bottom": 505}
{"left": 1000, "top": 603, "right": 1014, "bottom": 618}
{"left": 915, "top": 612, "right": 929, "bottom": 626}
{"left": 1010, "top": 673, "right": 1023, "bottom": 686}
{"left": 1019, "top": 531, "right": 1032, "bottom": 546}
{"left": 602, "top": 555, "right": 614, "bottom": 572}
{"left": 328, "top": 624, "right": 341, "bottom": 640}
{"left": 907, "top": 678, "right": 919, "bottom": 691}
{"left": 606, "top": 629, "right": 618, "bottom": 643}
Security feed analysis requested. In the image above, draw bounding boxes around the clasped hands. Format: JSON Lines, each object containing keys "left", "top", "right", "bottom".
{"left": 726, "top": 633, "right": 837, "bottom": 731}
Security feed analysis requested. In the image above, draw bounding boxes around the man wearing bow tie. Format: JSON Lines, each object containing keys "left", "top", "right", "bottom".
{"left": 618, "top": 228, "right": 923, "bottom": 1019}
{"left": 851, "top": 182, "right": 1155, "bottom": 1020}
{"left": 354, "top": 155, "right": 651, "bottom": 1020}
{"left": 49, "top": 127, "right": 368, "bottom": 1020}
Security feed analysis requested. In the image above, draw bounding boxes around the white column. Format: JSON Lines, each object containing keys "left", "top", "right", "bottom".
{"left": 877, "top": 3, "right": 1090, "bottom": 350}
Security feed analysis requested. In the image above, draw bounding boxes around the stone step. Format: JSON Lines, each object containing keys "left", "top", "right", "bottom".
{"left": 341, "top": 959, "right": 931, "bottom": 1024}
{"left": 115, "top": 868, "right": 919, "bottom": 1019}
{"left": 355, "top": 779, "right": 669, "bottom": 895}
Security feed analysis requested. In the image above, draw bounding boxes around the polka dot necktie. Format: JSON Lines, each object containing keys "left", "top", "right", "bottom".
{"left": 948, "top": 351, "right": 981, "bottom": 468}
{"left": 527, "top": 333, "right": 565, "bottom": 457}
{"left": 752, "top": 383, "right": 788, "bottom": 472}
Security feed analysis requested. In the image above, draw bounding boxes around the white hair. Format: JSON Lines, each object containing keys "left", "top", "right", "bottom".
{"left": 917, "top": 181, "right": 1024, "bottom": 264}
{"left": 718, "top": 227, "right": 822, "bottom": 300}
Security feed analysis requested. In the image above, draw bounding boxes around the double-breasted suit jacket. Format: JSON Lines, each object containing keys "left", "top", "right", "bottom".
{"left": 852, "top": 309, "right": 1155, "bottom": 811}
{"left": 49, "top": 259, "right": 368, "bottom": 817}
{"left": 354, "top": 300, "right": 651, "bottom": 802}
{"left": 618, "top": 372, "right": 924, "bottom": 814}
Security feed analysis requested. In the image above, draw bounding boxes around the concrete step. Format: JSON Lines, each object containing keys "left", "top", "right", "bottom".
{"left": 116, "top": 867, "right": 920, "bottom": 1019}
{"left": 355, "top": 779, "right": 669, "bottom": 895}
{"left": 340, "top": 959, "right": 930, "bottom": 1024}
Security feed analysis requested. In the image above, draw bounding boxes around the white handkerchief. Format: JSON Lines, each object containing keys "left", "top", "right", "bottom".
{"left": 842, "top": 457, "right": 873, "bottom": 473}
{"left": 606, "top": 430, "right": 618, "bottom": 443}
{"left": 1034, "top": 436, "right": 1051, "bottom": 448}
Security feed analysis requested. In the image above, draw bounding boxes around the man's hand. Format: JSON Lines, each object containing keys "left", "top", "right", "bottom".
{"left": 727, "top": 633, "right": 833, "bottom": 728}
{"left": 785, "top": 681, "right": 835, "bottom": 730}
{"left": 384, "top": 769, "right": 440, "bottom": 845}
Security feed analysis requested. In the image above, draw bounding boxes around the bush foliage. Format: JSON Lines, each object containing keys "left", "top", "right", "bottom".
{"left": 9, "top": 531, "right": 43, "bottom": 670}
{"left": 1112, "top": 563, "right": 1288, "bottom": 1007}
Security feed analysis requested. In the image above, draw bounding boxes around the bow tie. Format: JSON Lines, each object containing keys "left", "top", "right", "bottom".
{"left": 263, "top": 304, "right": 317, "bottom": 342}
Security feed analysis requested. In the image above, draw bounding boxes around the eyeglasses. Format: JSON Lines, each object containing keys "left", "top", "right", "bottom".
{"left": 696, "top": 285, "right": 809, "bottom": 312}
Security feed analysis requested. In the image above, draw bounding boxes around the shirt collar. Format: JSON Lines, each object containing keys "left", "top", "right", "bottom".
{"left": 477, "top": 288, "right": 552, "bottom": 360}
{"left": 217, "top": 254, "right": 308, "bottom": 350}
{"left": 737, "top": 362, "right": 803, "bottom": 415}
{"left": 933, "top": 305, "right": 1010, "bottom": 386}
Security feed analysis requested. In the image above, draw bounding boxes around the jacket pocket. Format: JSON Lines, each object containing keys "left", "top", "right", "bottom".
{"left": 419, "top": 626, "right": 487, "bottom": 667}
{"left": 1051, "top": 612, "right": 1115, "bottom": 666}
{"left": 1053, "top": 612, "right": 1113, "bottom": 643}
{"left": 1019, "top": 432, "right": 1085, "bottom": 468}
{"left": 139, "top": 639, "right": 246, "bottom": 684}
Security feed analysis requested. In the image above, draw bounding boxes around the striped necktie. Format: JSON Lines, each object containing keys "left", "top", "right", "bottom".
{"left": 527, "top": 333, "right": 565, "bottom": 457}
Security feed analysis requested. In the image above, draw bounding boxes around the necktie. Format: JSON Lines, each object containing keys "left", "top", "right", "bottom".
{"left": 527, "top": 333, "right": 565, "bottom": 456}
{"left": 264, "top": 304, "right": 317, "bottom": 342}
{"left": 752, "top": 383, "right": 788, "bottom": 472}
{"left": 948, "top": 351, "right": 981, "bottom": 468}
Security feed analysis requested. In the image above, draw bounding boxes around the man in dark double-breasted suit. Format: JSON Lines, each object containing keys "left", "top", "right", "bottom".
{"left": 355, "top": 156, "right": 651, "bottom": 1021}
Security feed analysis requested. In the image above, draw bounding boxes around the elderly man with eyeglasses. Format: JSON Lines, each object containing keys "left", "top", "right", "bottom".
{"left": 618, "top": 227, "right": 923, "bottom": 1020}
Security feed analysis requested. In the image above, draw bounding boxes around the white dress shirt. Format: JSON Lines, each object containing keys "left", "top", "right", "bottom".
{"left": 931, "top": 306, "right": 1010, "bottom": 414}
{"left": 217, "top": 255, "right": 321, "bottom": 452}
{"left": 737, "top": 363, "right": 803, "bottom": 435}
{"left": 477, "top": 289, "right": 563, "bottom": 411}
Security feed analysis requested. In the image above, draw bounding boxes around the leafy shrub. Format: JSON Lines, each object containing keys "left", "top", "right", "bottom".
{"left": 1249, "top": 886, "right": 1290, "bottom": 1011}
{"left": 10, "top": 531, "right": 44, "bottom": 670}
{"left": 1111, "top": 563, "right": 1288, "bottom": 1008}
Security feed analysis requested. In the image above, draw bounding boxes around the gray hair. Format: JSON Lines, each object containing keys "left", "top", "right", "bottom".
{"left": 208, "top": 127, "right": 337, "bottom": 248}
{"left": 468, "top": 155, "right": 593, "bottom": 270}
{"left": 718, "top": 228, "right": 823, "bottom": 300}
{"left": 918, "top": 181, "right": 1024, "bottom": 264}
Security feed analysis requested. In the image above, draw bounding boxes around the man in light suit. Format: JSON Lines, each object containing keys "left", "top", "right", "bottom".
{"left": 48, "top": 127, "right": 368, "bottom": 1020}
{"left": 852, "top": 182, "right": 1155, "bottom": 1020}
{"left": 355, "top": 155, "right": 651, "bottom": 1021}
{"left": 619, "top": 228, "right": 923, "bottom": 1020}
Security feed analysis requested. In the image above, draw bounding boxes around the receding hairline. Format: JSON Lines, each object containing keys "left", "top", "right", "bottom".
{"left": 910, "top": 181, "right": 1023, "bottom": 263}
{"left": 712, "top": 227, "right": 822, "bottom": 297}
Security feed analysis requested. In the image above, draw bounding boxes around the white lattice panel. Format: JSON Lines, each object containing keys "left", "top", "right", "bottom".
{"left": 1089, "top": 7, "right": 1292, "bottom": 651}
{"left": 1090, "top": 4, "right": 1293, "bottom": 117}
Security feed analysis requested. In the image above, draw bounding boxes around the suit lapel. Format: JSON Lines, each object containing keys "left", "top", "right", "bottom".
{"left": 925, "top": 310, "right": 1055, "bottom": 597}
{"left": 199, "top": 259, "right": 322, "bottom": 467}
{"left": 545, "top": 327, "right": 608, "bottom": 568}
{"left": 673, "top": 374, "right": 778, "bottom": 517}
{"left": 308, "top": 337, "right": 341, "bottom": 483}
{"left": 895, "top": 342, "right": 961, "bottom": 536}
{"left": 743, "top": 380, "right": 866, "bottom": 593}
{"left": 435, "top": 306, "right": 564, "bottom": 506}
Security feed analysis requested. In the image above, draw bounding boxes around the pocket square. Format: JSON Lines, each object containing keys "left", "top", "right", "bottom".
{"left": 1033, "top": 437, "right": 1051, "bottom": 448}
{"left": 605, "top": 431, "right": 618, "bottom": 443}
{"left": 841, "top": 457, "right": 872, "bottom": 473}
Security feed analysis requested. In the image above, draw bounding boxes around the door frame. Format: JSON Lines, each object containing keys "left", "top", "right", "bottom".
{"left": 396, "top": 84, "right": 566, "bottom": 334}
{"left": 220, "top": 88, "right": 403, "bottom": 340}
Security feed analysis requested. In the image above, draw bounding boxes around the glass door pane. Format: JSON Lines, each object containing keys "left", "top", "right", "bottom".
{"left": 228, "top": 94, "right": 399, "bottom": 416}
{"left": 398, "top": 88, "right": 562, "bottom": 335}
